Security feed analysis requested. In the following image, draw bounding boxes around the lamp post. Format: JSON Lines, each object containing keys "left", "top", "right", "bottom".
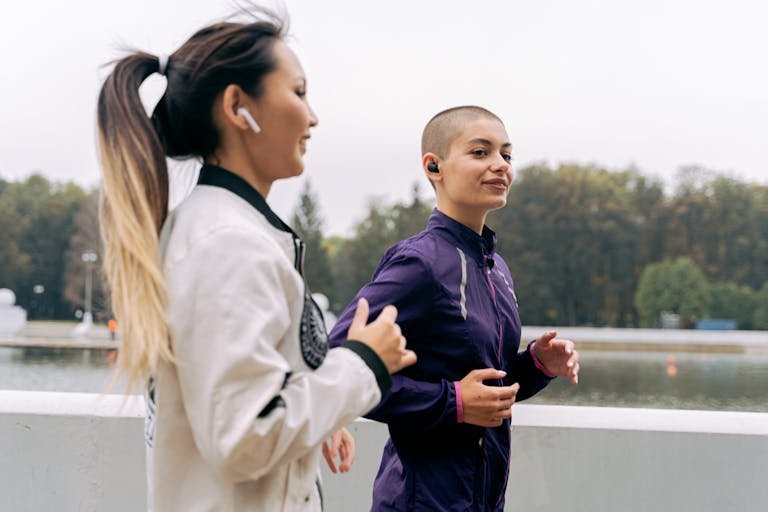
{"left": 81, "top": 251, "right": 97, "bottom": 325}
{"left": 32, "top": 284, "right": 44, "bottom": 319}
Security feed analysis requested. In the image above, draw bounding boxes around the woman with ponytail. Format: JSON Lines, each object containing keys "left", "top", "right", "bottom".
{"left": 97, "top": 12, "right": 416, "bottom": 511}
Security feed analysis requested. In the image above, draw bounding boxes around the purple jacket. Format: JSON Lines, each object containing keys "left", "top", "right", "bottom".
{"left": 329, "top": 209, "right": 553, "bottom": 511}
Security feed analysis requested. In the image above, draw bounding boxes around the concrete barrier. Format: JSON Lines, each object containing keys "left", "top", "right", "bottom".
{"left": 1, "top": 390, "right": 766, "bottom": 511}
{"left": 0, "top": 391, "right": 145, "bottom": 512}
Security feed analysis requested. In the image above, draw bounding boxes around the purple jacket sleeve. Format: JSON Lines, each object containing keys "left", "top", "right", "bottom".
{"left": 328, "top": 247, "right": 459, "bottom": 429}
{"left": 507, "top": 342, "right": 556, "bottom": 401}
{"left": 363, "top": 374, "right": 458, "bottom": 430}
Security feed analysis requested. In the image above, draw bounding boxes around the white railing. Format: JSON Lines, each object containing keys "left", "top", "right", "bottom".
{"left": 0, "top": 390, "right": 766, "bottom": 511}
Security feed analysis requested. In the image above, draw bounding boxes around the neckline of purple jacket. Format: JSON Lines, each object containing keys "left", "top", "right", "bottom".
{"left": 426, "top": 209, "right": 498, "bottom": 267}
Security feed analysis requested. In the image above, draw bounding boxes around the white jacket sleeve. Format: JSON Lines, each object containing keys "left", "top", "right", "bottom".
{"left": 164, "top": 226, "right": 386, "bottom": 483}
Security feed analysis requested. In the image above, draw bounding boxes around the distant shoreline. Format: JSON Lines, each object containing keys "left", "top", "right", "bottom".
{"left": 521, "top": 326, "right": 768, "bottom": 353}
{"left": 0, "top": 322, "right": 765, "bottom": 353}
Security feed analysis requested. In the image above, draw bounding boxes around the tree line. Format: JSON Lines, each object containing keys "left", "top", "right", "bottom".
{"left": 0, "top": 175, "right": 105, "bottom": 320}
{"left": 1, "top": 164, "right": 767, "bottom": 328}
{"left": 295, "top": 164, "right": 768, "bottom": 329}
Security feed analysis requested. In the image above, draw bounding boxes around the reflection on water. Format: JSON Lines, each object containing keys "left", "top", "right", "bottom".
{"left": 2, "top": 348, "right": 768, "bottom": 411}
{"left": 0, "top": 347, "right": 120, "bottom": 394}
{"left": 526, "top": 350, "right": 768, "bottom": 412}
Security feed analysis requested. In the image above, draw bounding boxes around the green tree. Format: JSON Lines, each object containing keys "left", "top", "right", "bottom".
{"left": 0, "top": 187, "right": 30, "bottom": 297}
{"left": 750, "top": 185, "right": 768, "bottom": 290}
{"left": 390, "top": 183, "right": 433, "bottom": 241}
{"left": 707, "top": 282, "right": 757, "bottom": 329}
{"left": 291, "top": 180, "right": 334, "bottom": 300}
{"left": 665, "top": 169, "right": 767, "bottom": 291}
{"left": 0, "top": 174, "right": 85, "bottom": 319}
{"left": 635, "top": 257, "right": 709, "bottom": 328}
{"left": 63, "top": 190, "right": 108, "bottom": 320}
{"left": 339, "top": 199, "right": 394, "bottom": 302}
{"left": 753, "top": 282, "right": 768, "bottom": 330}
{"left": 493, "top": 163, "right": 642, "bottom": 326}
{"left": 324, "top": 235, "right": 354, "bottom": 313}
{"left": 328, "top": 184, "right": 433, "bottom": 313}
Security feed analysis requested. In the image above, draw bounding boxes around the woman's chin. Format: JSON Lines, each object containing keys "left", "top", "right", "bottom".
{"left": 483, "top": 197, "right": 507, "bottom": 211}
{"left": 276, "top": 159, "right": 305, "bottom": 180}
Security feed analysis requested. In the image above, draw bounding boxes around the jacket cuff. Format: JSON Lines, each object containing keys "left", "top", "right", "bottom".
{"left": 340, "top": 340, "right": 392, "bottom": 396}
{"left": 453, "top": 381, "right": 464, "bottom": 423}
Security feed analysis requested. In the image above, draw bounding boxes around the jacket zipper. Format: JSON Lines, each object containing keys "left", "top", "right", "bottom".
{"left": 485, "top": 256, "right": 510, "bottom": 509}
{"left": 484, "top": 259, "right": 503, "bottom": 371}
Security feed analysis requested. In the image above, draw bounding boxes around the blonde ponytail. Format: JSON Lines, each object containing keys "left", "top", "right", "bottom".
{"left": 97, "top": 53, "right": 173, "bottom": 389}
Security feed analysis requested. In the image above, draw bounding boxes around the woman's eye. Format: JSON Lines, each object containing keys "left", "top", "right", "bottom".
{"left": 502, "top": 153, "right": 513, "bottom": 162}
{"left": 472, "top": 149, "right": 487, "bottom": 157}
{"left": 295, "top": 89, "right": 306, "bottom": 97}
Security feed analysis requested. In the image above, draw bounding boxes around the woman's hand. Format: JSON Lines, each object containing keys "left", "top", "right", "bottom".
{"left": 347, "top": 298, "right": 417, "bottom": 374}
{"left": 458, "top": 369, "right": 520, "bottom": 427}
{"left": 533, "top": 331, "right": 580, "bottom": 384}
{"left": 322, "top": 428, "right": 355, "bottom": 474}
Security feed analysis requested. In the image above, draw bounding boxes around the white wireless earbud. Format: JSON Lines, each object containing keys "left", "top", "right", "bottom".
{"left": 237, "top": 107, "right": 261, "bottom": 134}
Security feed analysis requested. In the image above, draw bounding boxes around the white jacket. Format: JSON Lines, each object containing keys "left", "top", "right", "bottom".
{"left": 147, "top": 164, "right": 389, "bottom": 511}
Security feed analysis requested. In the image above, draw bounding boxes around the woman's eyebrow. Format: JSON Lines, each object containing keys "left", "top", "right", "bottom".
{"left": 466, "top": 137, "right": 492, "bottom": 146}
{"left": 465, "top": 138, "right": 512, "bottom": 149}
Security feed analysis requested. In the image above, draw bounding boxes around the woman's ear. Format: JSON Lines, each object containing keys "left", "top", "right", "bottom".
{"left": 219, "top": 84, "right": 256, "bottom": 132}
{"left": 422, "top": 153, "right": 442, "bottom": 185}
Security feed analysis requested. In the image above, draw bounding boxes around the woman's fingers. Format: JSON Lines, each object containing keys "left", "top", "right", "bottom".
{"left": 395, "top": 349, "right": 417, "bottom": 372}
{"left": 569, "top": 361, "right": 580, "bottom": 384}
{"left": 338, "top": 443, "right": 349, "bottom": 473}
{"left": 339, "top": 430, "right": 356, "bottom": 473}
{"left": 323, "top": 430, "right": 351, "bottom": 474}
{"left": 322, "top": 440, "right": 337, "bottom": 473}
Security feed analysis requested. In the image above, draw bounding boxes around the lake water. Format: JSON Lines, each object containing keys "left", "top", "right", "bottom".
{"left": 524, "top": 350, "right": 768, "bottom": 412}
{"left": 1, "top": 346, "right": 767, "bottom": 412}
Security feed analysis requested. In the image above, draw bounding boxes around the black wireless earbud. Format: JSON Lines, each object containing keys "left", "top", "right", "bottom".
{"left": 427, "top": 161, "right": 439, "bottom": 173}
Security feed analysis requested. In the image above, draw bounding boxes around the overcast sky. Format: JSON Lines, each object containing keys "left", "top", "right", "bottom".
{"left": 2, "top": 0, "right": 766, "bottom": 235}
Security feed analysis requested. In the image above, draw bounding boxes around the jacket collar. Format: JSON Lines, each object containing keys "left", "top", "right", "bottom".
{"left": 197, "top": 163, "right": 297, "bottom": 237}
{"left": 426, "top": 209, "right": 497, "bottom": 265}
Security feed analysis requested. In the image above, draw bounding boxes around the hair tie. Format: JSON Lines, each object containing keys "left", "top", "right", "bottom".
{"left": 157, "top": 55, "right": 169, "bottom": 76}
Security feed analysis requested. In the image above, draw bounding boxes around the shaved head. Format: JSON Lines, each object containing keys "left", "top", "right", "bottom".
{"left": 421, "top": 106, "right": 504, "bottom": 159}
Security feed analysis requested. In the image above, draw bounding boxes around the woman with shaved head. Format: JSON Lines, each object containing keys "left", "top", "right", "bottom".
{"left": 330, "top": 106, "right": 580, "bottom": 511}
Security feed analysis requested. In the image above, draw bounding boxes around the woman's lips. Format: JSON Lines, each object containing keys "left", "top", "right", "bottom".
{"left": 482, "top": 179, "right": 508, "bottom": 191}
